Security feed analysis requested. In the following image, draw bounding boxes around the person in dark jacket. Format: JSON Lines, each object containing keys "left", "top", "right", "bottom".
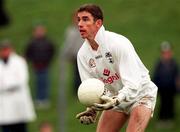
{"left": 0, "top": 0, "right": 10, "bottom": 27}
{"left": 153, "top": 41, "right": 179, "bottom": 127}
{"left": 25, "top": 24, "right": 55, "bottom": 108}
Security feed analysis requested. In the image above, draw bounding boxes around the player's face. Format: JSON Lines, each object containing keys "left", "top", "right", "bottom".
{"left": 0, "top": 48, "right": 12, "bottom": 59}
{"left": 77, "top": 11, "right": 101, "bottom": 40}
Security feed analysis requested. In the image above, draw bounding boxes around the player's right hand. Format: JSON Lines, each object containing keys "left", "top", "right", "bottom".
{"left": 76, "top": 107, "right": 98, "bottom": 125}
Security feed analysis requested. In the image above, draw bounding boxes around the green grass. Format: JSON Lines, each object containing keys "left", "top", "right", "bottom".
{"left": 1, "top": 0, "right": 180, "bottom": 131}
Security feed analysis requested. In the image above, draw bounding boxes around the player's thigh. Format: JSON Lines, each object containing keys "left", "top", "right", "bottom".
{"left": 127, "top": 105, "right": 152, "bottom": 132}
{"left": 97, "top": 110, "right": 128, "bottom": 132}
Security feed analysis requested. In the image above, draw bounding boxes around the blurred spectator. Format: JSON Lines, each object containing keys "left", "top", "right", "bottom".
{"left": 153, "top": 41, "right": 179, "bottom": 127}
{"left": 0, "top": 40, "right": 36, "bottom": 132}
{"left": 39, "top": 121, "right": 53, "bottom": 132}
{"left": 60, "top": 12, "right": 84, "bottom": 95}
{"left": 25, "top": 24, "right": 55, "bottom": 109}
{"left": 0, "top": 0, "right": 10, "bottom": 27}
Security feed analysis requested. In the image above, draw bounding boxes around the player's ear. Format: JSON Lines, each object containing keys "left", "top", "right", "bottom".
{"left": 96, "top": 19, "right": 103, "bottom": 28}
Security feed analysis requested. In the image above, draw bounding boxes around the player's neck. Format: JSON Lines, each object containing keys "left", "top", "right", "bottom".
{"left": 87, "top": 39, "right": 99, "bottom": 51}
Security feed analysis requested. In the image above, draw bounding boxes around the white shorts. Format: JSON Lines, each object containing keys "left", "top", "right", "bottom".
{"left": 113, "top": 81, "right": 158, "bottom": 116}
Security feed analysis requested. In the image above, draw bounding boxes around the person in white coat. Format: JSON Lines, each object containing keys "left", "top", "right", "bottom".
{"left": 75, "top": 4, "right": 158, "bottom": 132}
{"left": 0, "top": 40, "right": 36, "bottom": 132}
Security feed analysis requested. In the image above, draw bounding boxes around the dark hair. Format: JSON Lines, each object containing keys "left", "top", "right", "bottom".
{"left": 77, "top": 4, "right": 103, "bottom": 21}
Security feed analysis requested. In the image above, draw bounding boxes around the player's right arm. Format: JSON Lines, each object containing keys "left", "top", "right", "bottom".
{"left": 77, "top": 49, "right": 93, "bottom": 81}
{"left": 76, "top": 50, "right": 98, "bottom": 124}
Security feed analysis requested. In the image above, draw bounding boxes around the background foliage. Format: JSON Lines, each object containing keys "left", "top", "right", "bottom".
{"left": 0, "top": 0, "right": 180, "bottom": 131}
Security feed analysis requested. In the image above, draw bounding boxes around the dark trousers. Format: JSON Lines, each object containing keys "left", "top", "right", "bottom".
{"left": 0, "top": 123, "right": 27, "bottom": 132}
{"left": 35, "top": 68, "right": 49, "bottom": 101}
{"left": 159, "top": 89, "right": 175, "bottom": 120}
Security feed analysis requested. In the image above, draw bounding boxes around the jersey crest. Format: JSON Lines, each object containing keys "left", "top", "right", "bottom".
{"left": 105, "top": 52, "right": 114, "bottom": 64}
{"left": 88, "top": 58, "right": 96, "bottom": 68}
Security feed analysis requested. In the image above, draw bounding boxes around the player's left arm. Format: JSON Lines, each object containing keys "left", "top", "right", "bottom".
{"left": 116, "top": 38, "right": 150, "bottom": 102}
{"left": 92, "top": 37, "right": 147, "bottom": 111}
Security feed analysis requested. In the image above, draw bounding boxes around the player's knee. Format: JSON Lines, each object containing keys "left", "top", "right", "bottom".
{"left": 132, "top": 106, "right": 151, "bottom": 119}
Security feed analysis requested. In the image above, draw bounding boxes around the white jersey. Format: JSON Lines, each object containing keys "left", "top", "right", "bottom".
{"left": 77, "top": 25, "right": 157, "bottom": 105}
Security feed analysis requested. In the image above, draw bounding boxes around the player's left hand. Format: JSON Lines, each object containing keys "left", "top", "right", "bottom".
{"left": 91, "top": 95, "right": 120, "bottom": 111}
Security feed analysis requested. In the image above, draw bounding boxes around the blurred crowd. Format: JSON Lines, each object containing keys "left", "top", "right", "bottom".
{"left": 153, "top": 41, "right": 180, "bottom": 128}
{"left": 0, "top": 3, "right": 82, "bottom": 130}
{"left": 25, "top": 24, "right": 55, "bottom": 109}
{"left": 0, "top": 23, "right": 56, "bottom": 132}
